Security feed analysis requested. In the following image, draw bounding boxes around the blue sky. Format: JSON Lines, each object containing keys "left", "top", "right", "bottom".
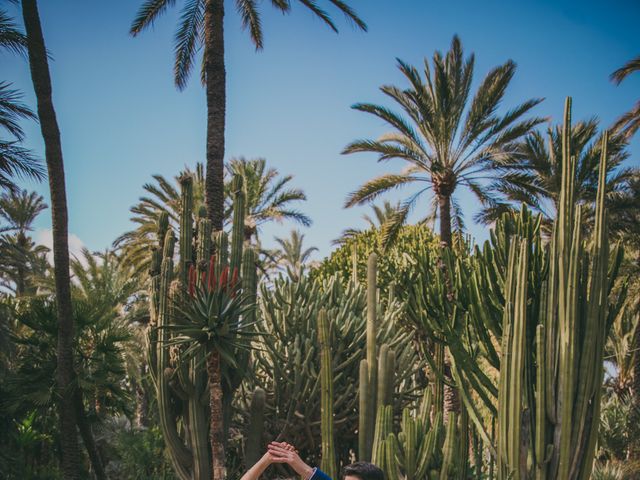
{"left": 3, "top": 0, "right": 639, "bottom": 259}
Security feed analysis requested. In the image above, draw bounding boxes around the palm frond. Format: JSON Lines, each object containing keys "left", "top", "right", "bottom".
{"left": 236, "top": 0, "right": 264, "bottom": 49}
{"left": 610, "top": 55, "right": 640, "bottom": 85}
{"left": 174, "top": 0, "right": 204, "bottom": 90}
{"left": 344, "top": 173, "right": 419, "bottom": 208}
{"left": 0, "top": 141, "right": 44, "bottom": 193}
{"left": 130, "top": 0, "right": 176, "bottom": 36}
{"left": 0, "top": 82, "right": 36, "bottom": 141}
{"left": 0, "top": 8, "right": 27, "bottom": 56}
{"left": 297, "top": 0, "right": 338, "bottom": 32}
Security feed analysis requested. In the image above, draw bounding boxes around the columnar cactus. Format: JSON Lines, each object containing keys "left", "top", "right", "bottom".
{"left": 495, "top": 98, "right": 624, "bottom": 480}
{"left": 359, "top": 253, "right": 399, "bottom": 462}
{"left": 245, "top": 387, "right": 266, "bottom": 468}
{"left": 318, "top": 308, "right": 337, "bottom": 479}
{"left": 148, "top": 173, "right": 256, "bottom": 480}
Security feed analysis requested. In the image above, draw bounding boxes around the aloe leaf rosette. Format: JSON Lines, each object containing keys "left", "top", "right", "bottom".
{"left": 162, "top": 257, "right": 260, "bottom": 368}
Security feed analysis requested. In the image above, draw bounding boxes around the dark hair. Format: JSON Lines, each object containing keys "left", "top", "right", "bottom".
{"left": 341, "top": 462, "right": 384, "bottom": 480}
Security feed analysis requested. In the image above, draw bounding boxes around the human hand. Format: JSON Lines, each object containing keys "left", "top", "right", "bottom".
{"left": 267, "top": 442, "right": 314, "bottom": 479}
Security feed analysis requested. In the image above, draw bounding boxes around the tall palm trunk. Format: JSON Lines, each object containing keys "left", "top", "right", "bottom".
{"left": 21, "top": 1, "right": 81, "bottom": 477}
{"left": 75, "top": 391, "right": 107, "bottom": 480}
{"left": 203, "top": 1, "right": 227, "bottom": 477}
{"left": 204, "top": 0, "right": 225, "bottom": 231}
{"left": 206, "top": 350, "right": 226, "bottom": 480}
{"left": 437, "top": 194, "right": 461, "bottom": 415}
{"left": 438, "top": 194, "right": 452, "bottom": 248}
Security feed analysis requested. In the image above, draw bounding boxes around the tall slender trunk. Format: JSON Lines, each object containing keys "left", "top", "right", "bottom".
{"left": 204, "top": 0, "right": 225, "bottom": 231}
{"left": 207, "top": 350, "right": 226, "bottom": 480}
{"left": 203, "top": 1, "right": 227, "bottom": 477}
{"left": 75, "top": 390, "right": 107, "bottom": 480}
{"left": 438, "top": 194, "right": 461, "bottom": 415}
{"left": 21, "top": 2, "right": 81, "bottom": 477}
{"left": 438, "top": 194, "right": 452, "bottom": 249}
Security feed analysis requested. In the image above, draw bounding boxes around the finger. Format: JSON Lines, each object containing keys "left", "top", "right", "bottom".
{"left": 267, "top": 446, "right": 290, "bottom": 454}
{"left": 268, "top": 441, "right": 288, "bottom": 449}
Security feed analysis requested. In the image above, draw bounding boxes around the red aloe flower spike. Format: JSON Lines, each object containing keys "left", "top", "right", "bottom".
{"left": 208, "top": 255, "right": 216, "bottom": 292}
{"left": 220, "top": 266, "right": 229, "bottom": 291}
{"left": 188, "top": 264, "right": 196, "bottom": 298}
{"left": 201, "top": 271, "right": 206, "bottom": 288}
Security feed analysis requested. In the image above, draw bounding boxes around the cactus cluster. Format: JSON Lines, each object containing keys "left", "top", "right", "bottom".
{"left": 148, "top": 173, "right": 258, "bottom": 480}
{"left": 496, "top": 98, "right": 624, "bottom": 479}
{"left": 400, "top": 98, "right": 626, "bottom": 479}
{"left": 367, "top": 387, "right": 471, "bottom": 480}
{"left": 252, "top": 263, "right": 422, "bottom": 468}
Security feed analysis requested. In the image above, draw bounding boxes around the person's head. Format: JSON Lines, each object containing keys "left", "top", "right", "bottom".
{"left": 341, "top": 462, "right": 384, "bottom": 480}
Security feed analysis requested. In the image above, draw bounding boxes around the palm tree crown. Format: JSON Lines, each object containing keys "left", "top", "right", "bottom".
{"left": 334, "top": 200, "right": 400, "bottom": 245}
{"left": 0, "top": 190, "right": 48, "bottom": 296}
{"left": 344, "top": 35, "right": 544, "bottom": 248}
{"left": 478, "top": 117, "right": 636, "bottom": 235}
{"left": 274, "top": 229, "right": 318, "bottom": 280}
{"left": 226, "top": 157, "right": 311, "bottom": 242}
{"left": 130, "top": 0, "right": 366, "bottom": 90}
{"left": 0, "top": 8, "right": 44, "bottom": 192}
{"left": 116, "top": 159, "right": 309, "bottom": 274}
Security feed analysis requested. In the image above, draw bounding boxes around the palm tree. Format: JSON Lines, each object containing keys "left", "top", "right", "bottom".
{"left": 333, "top": 200, "right": 400, "bottom": 245}
{"left": 0, "top": 190, "right": 48, "bottom": 295}
{"left": 477, "top": 117, "right": 637, "bottom": 236}
{"left": 116, "top": 160, "right": 309, "bottom": 274}
{"left": 20, "top": 1, "right": 80, "bottom": 476}
{"left": 274, "top": 229, "right": 318, "bottom": 281}
{"left": 1, "top": 10, "right": 43, "bottom": 193}
{"left": 344, "top": 35, "right": 544, "bottom": 249}
{"left": 226, "top": 157, "right": 310, "bottom": 242}
{"left": 611, "top": 55, "right": 640, "bottom": 139}
{"left": 114, "top": 163, "right": 204, "bottom": 275}
{"left": 344, "top": 36, "right": 543, "bottom": 415}
{"left": 130, "top": 0, "right": 365, "bottom": 233}
{"left": 9, "top": 296, "right": 131, "bottom": 480}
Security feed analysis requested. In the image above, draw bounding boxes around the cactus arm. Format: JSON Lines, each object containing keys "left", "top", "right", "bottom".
{"left": 534, "top": 325, "right": 547, "bottom": 480}
{"left": 439, "top": 412, "right": 457, "bottom": 480}
{"left": 318, "top": 309, "right": 337, "bottom": 479}
{"left": 367, "top": 253, "right": 378, "bottom": 459}
{"left": 359, "top": 359, "right": 371, "bottom": 461}
{"left": 245, "top": 387, "right": 266, "bottom": 468}
{"left": 229, "top": 174, "right": 245, "bottom": 276}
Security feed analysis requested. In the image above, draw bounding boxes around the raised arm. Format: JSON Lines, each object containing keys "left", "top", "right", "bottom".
{"left": 239, "top": 452, "right": 274, "bottom": 480}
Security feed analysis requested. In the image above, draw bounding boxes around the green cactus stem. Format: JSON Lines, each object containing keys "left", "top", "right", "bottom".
{"left": 318, "top": 308, "right": 337, "bottom": 479}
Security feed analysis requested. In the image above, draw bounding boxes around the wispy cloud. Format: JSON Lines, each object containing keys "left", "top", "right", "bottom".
{"left": 35, "top": 228, "right": 88, "bottom": 266}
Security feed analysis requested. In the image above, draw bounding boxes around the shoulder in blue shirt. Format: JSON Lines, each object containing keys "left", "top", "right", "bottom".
{"left": 310, "top": 468, "right": 333, "bottom": 480}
